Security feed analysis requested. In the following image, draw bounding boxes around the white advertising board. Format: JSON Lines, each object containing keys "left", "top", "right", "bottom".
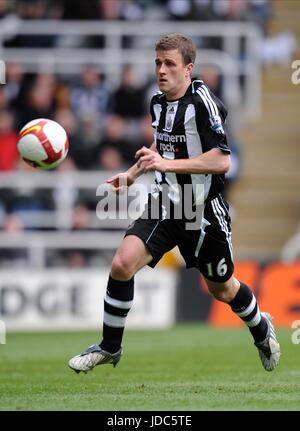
{"left": 0, "top": 267, "right": 177, "bottom": 330}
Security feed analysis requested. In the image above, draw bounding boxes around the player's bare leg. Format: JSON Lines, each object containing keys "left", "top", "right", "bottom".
{"left": 68, "top": 235, "right": 152, "bottom": 373}
{"left": 205, "top": 275, "right": 281, "bottom": 371}
{"left": 110, "top": 235, "right": 153, "bottom": 281}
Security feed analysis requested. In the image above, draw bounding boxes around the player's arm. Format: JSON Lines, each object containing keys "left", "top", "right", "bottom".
{"left": 136, "top": 146, "right": 230, "bottom": 175}
{"left": 169, "top": 148, "right": 230, "bottom": 174}
{"left": 106, "top": 142, "right": 157, "bottom": 191}
{"left": 127, "top": 141, "right": 157, "bottom": 180}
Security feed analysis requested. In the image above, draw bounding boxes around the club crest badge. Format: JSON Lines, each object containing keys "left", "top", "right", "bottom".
{"left": 164, "top": 105, "right": 176, "bottom": 132}
{"left": 209, "top": 115, "right": 224, "bottom": 134}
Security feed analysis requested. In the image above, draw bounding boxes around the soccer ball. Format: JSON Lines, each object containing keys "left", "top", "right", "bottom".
{"left": 17, "top": 118, "right": 69, "bottom": 169}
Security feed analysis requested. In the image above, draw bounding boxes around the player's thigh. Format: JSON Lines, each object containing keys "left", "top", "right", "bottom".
{"left": 112, "top": 234, "right": 153, "bottom": 277}
{"left": 125, "top": 207, "right": 177, "bottom": 268}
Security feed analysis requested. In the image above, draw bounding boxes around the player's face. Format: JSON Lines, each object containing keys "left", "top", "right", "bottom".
{"left": 155, "top": 49, "right": 193, "bottom": 100}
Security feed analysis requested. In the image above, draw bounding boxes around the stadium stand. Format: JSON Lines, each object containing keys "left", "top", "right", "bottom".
{"left": 230, "top": 0, "right": 300, "bottom": 259}
{"left": 0, "top": 0, "right": 299, "bottom": 267}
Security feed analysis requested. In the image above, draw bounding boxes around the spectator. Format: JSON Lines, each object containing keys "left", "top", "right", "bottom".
{"left": 74, "top": 111, "right": 104, "bottom": 168}
{"left": 0, "top": 110, "right": 19, "bottom": 171}
{"left": 20, "top": 83, "right": 55, "bottom": 125}
{"left": 67, "top": 204, "right": 92, "bottom": 267}
{"left": 51, "top": 203, "right": 92, "bottom": 268}
{"left": 98, "top": 0, "right": 121, "bottom": 20}
{"left": 5, "top": 0, "right": 55, "bottom": 47}
{"left": 17, "top": 0, "right": 48, "bottom": 20}
{"left": 119, "top": 0, "right": 144, "bottom": 21}
{"left": 96, "top": 114, "right": 134, "bottom": 166}
{"left": 0, "top": 213, "right": 27, "bottom": 267}
{"left": 248, "top": 0, "right": 271, "bottom": 35}
{"left": 166, "top": 0, "right": 194, "bottom": 20}
{"left": 35, "top": 72, "right": 57, "bottom": 94}
{"left": 0, "top": 159, "right": 55, "bottom": 231}
{"left": 199, "top": 64, "right": 222, "bottom": 99}
{"left": 0, "top": 0, "right": 12, "bottom": 18}
{"left": 140, "top": 114, "right": 155, "bottom": 148}
{"left": 4, "top": 63, "right": 24, "bottom": 109}
{"left": 60, "top": 0, "right": 102, "bottom": 48}
{"left": 211, "top": 0, "right": 248, "bottom": 21}
{"left": 0, "top": 87, "right": 9, "bottom": 110}
{"left": 70, "top": 65, "right": 110, "bottom": 132}
{"left": 54, "top": 108, "right": 85, "bottom": 169}
{"left": 97, "top": 143, "right": 126, "bottom": 171}
{"left": 62, "top": 0, "right": 99, "bottom": 20}
{"left": 111, "top": 65, "right": 146, "bottom": 120}
{"left": 72, "top": 204, "right": 90, "bottom": 230}
{"left": 0, "top": 0, "right": 20, "bottom": 49}
{"left": 47, "top": 0, "right": 64, "bottom": 19}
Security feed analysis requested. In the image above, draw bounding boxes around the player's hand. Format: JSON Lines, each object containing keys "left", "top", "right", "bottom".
{"left": 106, "top": 172, "right": 134, "bottom": 193}
{"left": 135, "top": 147, "right": 168, "bottom": 173}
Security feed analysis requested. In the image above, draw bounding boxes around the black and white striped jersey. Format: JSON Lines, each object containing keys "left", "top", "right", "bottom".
{"left": 150, "top": 79, "right": 230, "bottom": 205}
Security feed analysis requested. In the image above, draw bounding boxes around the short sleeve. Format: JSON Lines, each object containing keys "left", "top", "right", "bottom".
{"left": 195, "top": 86, "right": 231, "bottom": 154}
{"left": 150, "top": 95, "right": 156, "bottom": 128}
{"left": 150, "top": 93, "right": 164, "bottom": 130}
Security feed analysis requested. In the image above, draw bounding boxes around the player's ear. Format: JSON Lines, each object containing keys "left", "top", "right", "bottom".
{"left": 186, "top": 63, "right": 193, "bottom": 77}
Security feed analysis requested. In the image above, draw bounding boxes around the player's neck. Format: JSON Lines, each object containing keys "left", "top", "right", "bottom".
{"left": 165, "top": 79, "right": 191, "bottom": 101}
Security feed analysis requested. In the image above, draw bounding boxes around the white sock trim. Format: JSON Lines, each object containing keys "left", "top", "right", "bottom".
{"left": 245, "top": 309, "right": 262, "bottom": 328}
{"left": 105, "top": 294, "right": 133, "bottom": 309}
{"left": 235, "top": 295, "right": 256, "bottom": 317}
{"left": 103, "top": 311, "right": 127, "bottom": 328}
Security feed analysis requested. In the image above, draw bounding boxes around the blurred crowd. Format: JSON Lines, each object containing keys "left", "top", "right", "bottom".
{"left": 0, "top": 63, "right": 153, "bottom": 171}
{"left": 0, "top": 59, "right": 243, "bottom": 267}
{"left": 0, "top": 0, "right": 270, "bottom": 29}
{"left": 0, "top": 0, "right": 272, "bottom": 171}
{"left": 0, "top": 0, "right": 273, "bottom": 267}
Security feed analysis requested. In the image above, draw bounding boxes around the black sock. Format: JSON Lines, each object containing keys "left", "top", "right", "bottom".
{"left": 229, "top": 281, "right": 268, "bottom": 343}
{"left": 100, "top": 275, "right": 134, "bottom": 353}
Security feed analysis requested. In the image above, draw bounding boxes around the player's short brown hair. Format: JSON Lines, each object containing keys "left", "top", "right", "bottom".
{"left": 155, "top": 33, "right": 196, "bottom": 65}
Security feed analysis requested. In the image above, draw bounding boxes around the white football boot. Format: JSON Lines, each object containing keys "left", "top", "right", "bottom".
{"left": 68, "top": 344, "right": 122, "bottom": 374}
{"left": 254, "top": 312, "right": 281, "bottom": 371}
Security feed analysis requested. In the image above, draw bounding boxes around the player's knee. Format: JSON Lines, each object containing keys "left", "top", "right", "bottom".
{"left": 207, "top": 279, "right": 237, "bottom": 303}
{"left": 111, "top": 255, "right": 135, "bottom": 280}
{"left": 211, "top": 288, "right": 232, "bottom": 303}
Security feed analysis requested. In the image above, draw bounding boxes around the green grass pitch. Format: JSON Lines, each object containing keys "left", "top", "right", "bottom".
{"left": 0, "top": 325, "right": 299, "bottom": 411}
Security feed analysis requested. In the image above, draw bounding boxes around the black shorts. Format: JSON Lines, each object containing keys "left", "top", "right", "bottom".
{"left": 125, "top": 193, "right": 234, "bottom": 283}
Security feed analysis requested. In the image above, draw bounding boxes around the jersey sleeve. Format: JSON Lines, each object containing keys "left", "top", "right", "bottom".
{"left": 150, "top": 95, "right": 156, "bottom": 128}
{"left": 150, "top": 95, "right": 158, "bottom": 145}
{"left": 150, "top": 93, "right": 163, "bottom": 129}
{"left": 195, "top": 86, "right": 231, "bottom": 154}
